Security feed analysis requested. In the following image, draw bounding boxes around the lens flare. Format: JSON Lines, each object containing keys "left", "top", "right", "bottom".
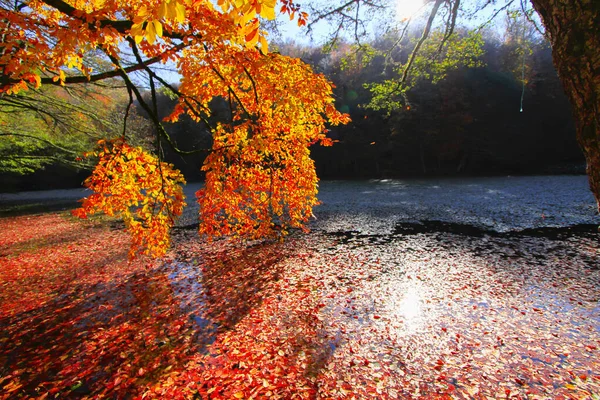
{"left": 396, "top": 0, "right": 424, "bottom": 20}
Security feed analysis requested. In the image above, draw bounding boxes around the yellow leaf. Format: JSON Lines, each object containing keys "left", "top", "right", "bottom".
{"left": 259, "top": 1, "right": 276, "bottom": 20}
{"left": 33, "top": 73, "right": 42, "bottom": 88}
{"left": 130, "top": 22, "right": 144, "bottom": 36}
{"left": 146, "top": 20, "right": 157, "bottom": 44}
{"left": 158, "top": 1, "right": 167, "bottom": 18}
{"left": 565, "top": 383, "right": 577, "bottom": 390}
{"left": 239, "top": 9, "right": 255, "bottom": 26}
{"left": 153, "top": 20, "right": 163, "bottom": 38}
{"left": 259, "top": 34, "right": 268, "bottom": 54}
{"left": 234, "top": 392, "right": 244, "bottom": 399}
{"left": 138, "top": 5, "right": 149, "bottom": 17}
{"left": 175, "top": 2, "right": 186, "bottom": 23}
{"left": 130, "top": 22, "right": 145, "bottom": 43}
{"left": 166, "top": 1, "right": 177, "bottom": 19}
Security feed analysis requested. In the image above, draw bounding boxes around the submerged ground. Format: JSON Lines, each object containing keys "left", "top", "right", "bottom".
{"left": 1, "top": 176, "right": 599, "bottom": 399}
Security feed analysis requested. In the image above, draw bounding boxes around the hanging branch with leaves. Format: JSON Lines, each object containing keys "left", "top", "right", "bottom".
{"left": 1, "top": 0, "right": 349, "bottom": 257}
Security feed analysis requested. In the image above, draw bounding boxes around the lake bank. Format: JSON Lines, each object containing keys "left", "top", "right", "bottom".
{"left": 2, "top": 176, "right": 597, "bottom": 232}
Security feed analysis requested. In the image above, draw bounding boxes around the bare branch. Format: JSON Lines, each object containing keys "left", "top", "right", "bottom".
{"left": 307, "top": 0, "right": 358, "bottom": 30}
{"left": 400, "top": 0, "right": 443, "bottom": 85}
{"left": 520, "top": 0, "right": 545, "bottom": 38}
{"left": 103, "top": 51, "right": 209, "bottom": 156}
{"left": 475, "top": 0, "right": 515, "bottom": 31}
{"left": 437, "top": 0, "right": 461, "bottom": 53}
{"left": 125, "top": 37, "right": 214, "bottom": 130}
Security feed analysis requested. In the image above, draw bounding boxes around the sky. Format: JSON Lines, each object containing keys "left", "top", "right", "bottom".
{"left": 271, "top": 0, "right": 538, "bottom": 46}
{"left": 145, "top": 0, "right": 538, "bottom": 85}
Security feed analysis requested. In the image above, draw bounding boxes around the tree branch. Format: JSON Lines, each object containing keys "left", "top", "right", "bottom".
{"left": 400, "top": 0, "right": 443, "bottom": 85}
{"left": 37, "top": 43, "right": 187, "bottom": 86}
{"left": 104, "top": 51, "right": 208, "bottom": 156}
{"left": 0, "top": 132, "right": 80, "bottom": 154}
{"left": 475, "top": 0, "right": 515, "bottom": 31}
{"left": 125, "top": 37, "right": 214, "bottom": 130}
{"left": 438, "top": 0, "right": 461, "bottom": 53}
{"left": 39, "top": 0, "right": 133, "bottom": 33}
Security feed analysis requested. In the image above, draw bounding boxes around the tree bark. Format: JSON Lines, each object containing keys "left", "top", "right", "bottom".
{"left": 530, "top": 0, "right": 600, "bottom": 212}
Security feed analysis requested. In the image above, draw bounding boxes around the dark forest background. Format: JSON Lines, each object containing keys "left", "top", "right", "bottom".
{"left": 2, "top": 24, "right": 584, "bottom": 191}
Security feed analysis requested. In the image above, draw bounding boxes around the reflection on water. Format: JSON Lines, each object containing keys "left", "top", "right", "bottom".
{"left": 160, "top": 214, "right": 600, "bottom": 398}
{"left": 397, "top": 286, "right": 422, "bottom": 322}
{"left": 309, "top": 176, "right": 597, "bottom": 235}
{"left": 387, "top": 284, "right": 428, "bottom": 333}
{"left": 166, "top": 261, "right": 218, "bottom": 350}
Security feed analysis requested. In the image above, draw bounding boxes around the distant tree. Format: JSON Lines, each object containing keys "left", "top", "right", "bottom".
{"left": 0, "top": 82, "right": 152, "bottom": 175}
{"left": 285, "top": 20, "right": 578, "bottom": 177}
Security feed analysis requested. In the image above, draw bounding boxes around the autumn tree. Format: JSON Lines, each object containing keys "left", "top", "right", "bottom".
{"left": 1, "top": 0, "right": 349, "bottom": 256}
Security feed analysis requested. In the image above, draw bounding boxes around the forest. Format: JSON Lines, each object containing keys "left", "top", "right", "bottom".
{"left": 1, "top": 16, "right": 583, "bottom": 191}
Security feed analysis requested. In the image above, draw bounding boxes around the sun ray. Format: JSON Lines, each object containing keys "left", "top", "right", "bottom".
{"left": 395, "top": 0, "right": 424, "bottom": 20}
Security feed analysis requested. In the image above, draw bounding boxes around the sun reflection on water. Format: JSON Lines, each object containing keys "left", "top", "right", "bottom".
{"left": 389, "top": 285, "right": 425, "bottom": 333}
{"left": 399, "top": 287, "right": 422, "bottom": 320}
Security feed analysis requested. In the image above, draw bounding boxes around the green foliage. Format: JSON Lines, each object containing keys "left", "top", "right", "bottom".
{"left": 502, "top": 10, "right": 542, "bottom": 87}
{"left": 339, "top": 44, "right": 378, "bottom": 72}
{"left": 366, "top": 30, "right": 485, "bottom": 113}
{"left": 364, "top": 79, "right": 407, "bottom": 114}
{"left": 411, "top": 32, "right": 486, "bottom": 84}
{"left": 297, "top": 25, "right": 579, "bottom": 178}
{"left": 0, "top": 83, "right": 152, "bottom": 175}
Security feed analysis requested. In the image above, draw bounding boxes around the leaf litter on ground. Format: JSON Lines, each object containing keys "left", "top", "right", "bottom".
{"left": 1, "top": 212, "right": 599, "bottom": 399}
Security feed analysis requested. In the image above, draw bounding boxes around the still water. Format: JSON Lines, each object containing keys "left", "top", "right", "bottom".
{"left": 179, "top": 175, "right": 598, "bottom": 232}
{"left": 167, "top": 175, "right": 600, "bottom": 397}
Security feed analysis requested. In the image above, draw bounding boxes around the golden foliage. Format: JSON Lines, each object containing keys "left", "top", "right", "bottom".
{"left": 192, "top": 53, "right": 350, "bottom": 239}
{"left": 4, "top": 0, "right": 347, "bottom": 256}
{"left": 73, "top": 139, "right": 186, "bottom": 258}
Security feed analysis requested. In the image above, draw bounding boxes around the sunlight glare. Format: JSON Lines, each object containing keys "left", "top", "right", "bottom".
{"left": 395, "top": 0, "right": 424, "bottom": 20}
{"left": 398, "top": 286, "right": 422, "bottom": 321}
{"left": 386, "top": 285, "right": 424, "bottom": 334}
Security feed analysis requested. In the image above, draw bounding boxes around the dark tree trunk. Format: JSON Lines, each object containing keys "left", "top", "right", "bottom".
{"left": 530, "top": 0, "right": 600, "bottom": 212}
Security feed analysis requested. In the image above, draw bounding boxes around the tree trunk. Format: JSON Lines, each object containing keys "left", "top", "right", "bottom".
{"left": 530, "top": 0, "right": 600, "bottom": 212}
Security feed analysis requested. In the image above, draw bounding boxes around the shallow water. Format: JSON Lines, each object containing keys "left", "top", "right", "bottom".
{"left": 311, "top": 176, "right": 598, "bottom": 234}
{"left": 2, "top": 175, "right": 596, "bottom": 231}
{"left": 176, "top": 175, "right": 598, "bottom": 231}
{"left": 2, "top": 176, "right": 598, "bottom": 398}
{"left": 167, "top": 176, "right": 600, "bottom": 397}
{"left": 166, "top": 225, "right": 600, "bottom": 398}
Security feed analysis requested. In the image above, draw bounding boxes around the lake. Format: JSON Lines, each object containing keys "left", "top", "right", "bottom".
{"left": 1, "top": 175, "right": 597, "bottom": 232}
{"left": 2, "top": 175, "right": 599, "bottom": 397}
{"left": 178, "top": 175, "right": 598, "bottom": 232}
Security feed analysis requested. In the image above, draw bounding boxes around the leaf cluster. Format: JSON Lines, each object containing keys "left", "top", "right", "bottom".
{"left": 2, "top": 0, "right": 349, "bottom": 255}
{"left": 73, "top": 139, "right": 186, "bottom": 258}
{"left": 367, "top": 30, "right": 485, "bottom": 113}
